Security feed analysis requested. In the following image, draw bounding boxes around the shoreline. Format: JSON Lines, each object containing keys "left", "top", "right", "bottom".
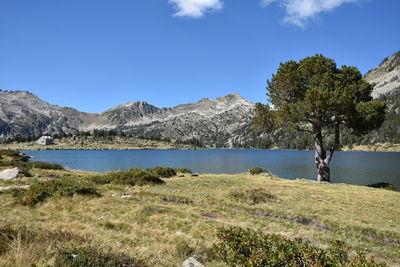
{"left": 3, "top": 144, "right": 399, "bottom": 153}
{"left": 1, "top": 136, "right": 399, "bottom": 152}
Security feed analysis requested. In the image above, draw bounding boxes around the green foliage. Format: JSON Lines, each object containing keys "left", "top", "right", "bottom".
{"left": 340, "top": 88, "right": 400, "bottom": 145}
{"left": 55, "top": 247, "right": 147, "bottom": 267}
{"left": 175, "top": 241, "right": 196, "bottom": 259}
{"left": 175, "top": 137, "right": 204, "bottom": 147}
{"left": 255, "top": 54, "right": 385, "bottom": 134}
{"left": 213, "top": 227, "right": 387, "bottom": 267}
{"left": 12, "top": 178, "right": 101, "bottom": 206}
{"left": 26, "top": 161, "right": 64, "bottom": 170}
{"left": 0, "top": 159, "right": 64, "bottom": 170}
{"left": 249, "top": 167, "right": 269, "bottom": 175}
{"left": 146, "top": 167, "right": 176, "bottom": 178}
{"left": 367, "top": 182, "right": 398, "bottom": 192}
{"left": 0, "top": 149, "right": 28, "bottom": 161}
{"left": 174, "top": 168, "right": 193, "bottom": 174}
{"left": 91, "top": 169, "right": 164, "bottom": 186}
{"left": 229, "top": 188, "right": 277, "bottom": 205}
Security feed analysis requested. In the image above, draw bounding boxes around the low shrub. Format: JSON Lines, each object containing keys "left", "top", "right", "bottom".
{"left": 26, "top": 161, "right": 64, "bottom": 170}
{"left": 91, "top": 169, "right": 164, "bottom": 186}
{"left": 146, "top": 167, "right": 176, "bottom": 178}
{"left": 132, "top": 170, "right": 165, "bottom": 186}
{"left": 0, "top": 160, "right": 64, "bottom": 170}
{"left": 90, "top": 174, "right": 114, "bottom": 185}
{"left": 367, "top": 182, "right": 398, "bottom": 191}
{"left": 175, "top": 240, "right": 217, "bottom": 263}
{"left": 229, "top": 188, "right": 277, "bottom": 205}
{"left": 213, "top": 227, "right": 387, "bottom": 267}
{"left": 174, "top": 168, "right": 192, "bottom": 174}
{"left": 0, "top": 150, "right": 29, "bottom": 161}
{"left": 55, "top": 247, "right": 147, "bottom": 267}
{"left": 175, "top": 242, "right": 196, "bottom": 259}
{"left": 249, "top": 166, "right": 269, "bottom": 175}
{"left": 12, "top": 178, "right": 101, "bottom": 206}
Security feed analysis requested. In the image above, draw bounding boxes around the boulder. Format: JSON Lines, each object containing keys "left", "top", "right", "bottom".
{"left": 182, "top": 257, "right": 204, "bottom": 267}
{"left": 0, "top": 167, "right": 22, "bottom": 180}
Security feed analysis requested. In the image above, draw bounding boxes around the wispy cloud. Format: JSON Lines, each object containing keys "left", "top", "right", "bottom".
{"left": 261, "top": 0, "right": 359, "bottom": 27}
{"left": 169, "top": 0, "right": 223, "bottom": 18}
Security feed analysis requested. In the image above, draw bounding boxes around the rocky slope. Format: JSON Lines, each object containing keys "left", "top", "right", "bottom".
{"left": 0, "top": 90, "right": 255, "bottom": 147}
{"left": 116, "top": 94, "right": 255, "bottom": 147}
{"left": 0, "top": 90, "right": 90, "bottom": 139}
{"left": 365, "top": 50, "right": 400, "bottom": 98}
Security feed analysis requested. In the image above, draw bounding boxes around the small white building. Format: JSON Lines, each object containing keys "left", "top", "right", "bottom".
{"left": 37, "top": 136, "right": 53, "bottom": 145}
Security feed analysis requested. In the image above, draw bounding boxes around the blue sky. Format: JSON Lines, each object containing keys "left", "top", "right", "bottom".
{"left": 0, "top": 0, "right": 399, "bottom": 113}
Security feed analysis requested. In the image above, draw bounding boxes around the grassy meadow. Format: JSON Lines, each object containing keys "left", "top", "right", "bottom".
{"left": 0, "top": 151, "right": 399, "bottom": 266}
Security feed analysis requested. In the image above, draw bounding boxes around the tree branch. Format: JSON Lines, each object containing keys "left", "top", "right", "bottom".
{"left": 326, "top": 121, "right": 340, "bottom": 163}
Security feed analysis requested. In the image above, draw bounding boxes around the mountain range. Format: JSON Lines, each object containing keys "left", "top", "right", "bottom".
{"left": 0, "top": 90, "right": 255, "bottom": 147}
{"left": 1, "top": 51, "right": 399, "bottom": 147}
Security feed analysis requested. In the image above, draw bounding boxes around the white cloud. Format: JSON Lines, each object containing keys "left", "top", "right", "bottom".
{"left": 169, "top": 0, "right": 223, "bottom": 18}
{"left": 261, "top": 0, "right": 359, "bottom": 27}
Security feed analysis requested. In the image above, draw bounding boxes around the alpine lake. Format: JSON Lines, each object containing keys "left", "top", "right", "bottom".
{"left": 22, "top": 149, "right": 400, "bottom": 188}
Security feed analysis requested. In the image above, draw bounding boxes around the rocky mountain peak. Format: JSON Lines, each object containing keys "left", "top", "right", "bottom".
{"left": 365, "top": 50, "right": 400, "bottom": 98}
{"left": 216, "top": 93, "right": 251, "bottom": 105}
{"left": 105, "top": 101, "right": 156, "bottom": 112}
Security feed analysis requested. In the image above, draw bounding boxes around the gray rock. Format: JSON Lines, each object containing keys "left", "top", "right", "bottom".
{"left": 0, "top": 167, "right": 21, "bottom": 180}
{"left": 182, "top": 257, "right": 204, "bottom": 267}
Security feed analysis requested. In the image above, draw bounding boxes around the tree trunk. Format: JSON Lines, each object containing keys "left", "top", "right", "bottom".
{"left": 315, "top": 152, "right": 331, "bottom": 182}
{"left": 313, "top": 121, "right": 340, "bottom": 183}
{"left": 313, "top": 125, "right": 331, "bottom": 182}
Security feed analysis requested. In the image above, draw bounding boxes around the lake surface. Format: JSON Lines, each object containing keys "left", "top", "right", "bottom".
{"left": 22, "top": 149, "right": 400, "bottom": 188}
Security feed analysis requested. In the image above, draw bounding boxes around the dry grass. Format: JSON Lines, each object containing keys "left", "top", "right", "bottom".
{"left": 0, "top": 170, "right": 399, "bottom": 266}
{"left": 341, "top": 143, "right": 400, "bottom": 152}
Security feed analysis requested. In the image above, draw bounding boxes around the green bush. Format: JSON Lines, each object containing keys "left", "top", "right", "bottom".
{"left": 0, "top": 160, "right": 64, "bottom": 170}
{"left": 174, "top": 168, "right": 193, "bottom": 174}
{"left": 132, "top": 169, "right": 165, "bottom": 186}
{"left": 26, "top": 161, "right": 64, "bottom": 170}
{"left": 367, "top": 182, "right": 398, "bottom": 192}
{"left": 55, "top": 247, "right": 147, "bottom": 267}
{"left": 146, "top": 167, "right": 176, "bottom": 178}
{"left": 12, "top": 178, "right": 101, "bottom": 206}
{"left": 91, "top": 169, "right": 164, "bottom": 186}
{"left": 229, "top": 188, "right": 277, "bottom": 205}
{"left": 0, "top": 149, "right": 28, "bottom": 161}
{"left": 249, "top": 167, "right": 269, "bottom": 175}
{"left": 213, "top": 227, "right": 386, "bottom": 267}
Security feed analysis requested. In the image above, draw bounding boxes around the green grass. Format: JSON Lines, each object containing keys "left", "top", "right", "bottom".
{"left": 0, "top": 167, "right": 399, "bottom": 266}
